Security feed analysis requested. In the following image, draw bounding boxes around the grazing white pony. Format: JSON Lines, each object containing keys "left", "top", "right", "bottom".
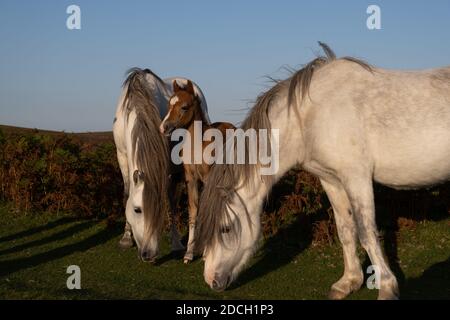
{"left": 195, "top": 43, "right": 450, "bottom": 299}
{"left": 113, "top": 68, "right": 210, "bottom": 262}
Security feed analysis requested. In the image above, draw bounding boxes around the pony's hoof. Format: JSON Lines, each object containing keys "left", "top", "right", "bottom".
{"left": 378, "top": 277, "right": 399, "bottom": 300}
{"left": 378, "top": 289, "right": 399, "bottom": 300}
{"left": 183, "top": 253, "right": 193, "bottom": 264}
{"left": 118, "top": 236, "right": 134, "bottom": 249}
{"left": 328, "top": 287, "right": 349, "bottom": 300}
{"left": 328, "top": 279, "right": 362, "bottom": 300}
{"left": 328, "top": 275, "right": 363, "bottom": 300}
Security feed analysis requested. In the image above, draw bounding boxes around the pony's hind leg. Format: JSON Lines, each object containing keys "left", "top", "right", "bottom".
{"left": 342, "top": 174, "right": 399, "bottom": 300}
{"left": 320, "top": 179, "right": 364, "bottom": 300}
{"left": 116, "top": 149, "right": 134, "bottom": 249}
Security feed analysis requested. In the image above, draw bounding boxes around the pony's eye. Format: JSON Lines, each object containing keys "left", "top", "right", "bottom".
{"left": 181, "top": 105, "right": 190, "bottom": 112}
{"left": 134, "top": 207, "right": 142, "bottom": 214}
{"left": 220, "top": 226, "right": 231, "bottom": 234}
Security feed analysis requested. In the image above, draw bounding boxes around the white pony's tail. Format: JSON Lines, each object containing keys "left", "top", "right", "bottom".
{"left": 122, "top": 68, "right": 163, "bottom": 111}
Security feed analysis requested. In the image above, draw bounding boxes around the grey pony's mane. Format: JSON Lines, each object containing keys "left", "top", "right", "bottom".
{"left": 122, "top": 68, "right": 169, "bottom": 238}
{"left": 195, "top": 42, "right": 372, "bottom": 251}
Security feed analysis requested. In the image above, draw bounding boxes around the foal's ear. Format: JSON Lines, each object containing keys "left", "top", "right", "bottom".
{"left": 185, "top": 80, "right": 195, "bottom": 95}
{"left": 173, "top": 80, "right": 182, "bottom": 92}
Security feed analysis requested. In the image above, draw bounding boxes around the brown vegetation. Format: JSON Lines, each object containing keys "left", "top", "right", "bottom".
{"left": 0, "top": 126, "right": 448, "bottom": 245}
{"left": 0, "top": 126, "right": 122, "bottom": 218}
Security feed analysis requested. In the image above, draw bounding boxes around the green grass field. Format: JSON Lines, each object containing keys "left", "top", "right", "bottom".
{"left": 0, "top": 203, "right": 448, "bottom": 300}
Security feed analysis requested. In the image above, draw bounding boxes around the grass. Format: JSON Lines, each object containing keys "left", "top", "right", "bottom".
{"left": 0, "top": 203, "right": 448, "bottom": 300}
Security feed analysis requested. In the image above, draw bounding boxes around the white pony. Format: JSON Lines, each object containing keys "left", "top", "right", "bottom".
{"left": 113, "top": 68, "right": 210, "bottom": 262}
{"left": 195, "top": 43, "right": 450, "bottom": 299}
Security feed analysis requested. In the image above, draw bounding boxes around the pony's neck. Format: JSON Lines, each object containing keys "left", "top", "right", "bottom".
{"left": 240, "top": 92, "right": 306, "bottom": 217}
{"left": 188, "top": 100, "right": 208, "bottom": 132}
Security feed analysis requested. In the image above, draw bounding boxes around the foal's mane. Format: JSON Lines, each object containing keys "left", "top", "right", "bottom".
{"left": 122, "top": 68, "right": 169, "bottom": 238}
{"left": 196, "top": 42, "right": 372, "bottom": 250}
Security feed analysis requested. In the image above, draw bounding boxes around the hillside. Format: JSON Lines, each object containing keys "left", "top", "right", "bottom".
{"left": 0, "top": 124, "right": 113, "bottom": 145}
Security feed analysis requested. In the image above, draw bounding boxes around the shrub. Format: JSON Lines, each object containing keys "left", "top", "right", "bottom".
{"left": 0, "top": 128, "right": 448, "bottom": 246}
{"left": 0, "top": 131, "right": 123, "bottom": 218}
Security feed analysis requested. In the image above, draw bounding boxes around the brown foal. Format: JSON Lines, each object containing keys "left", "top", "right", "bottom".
{"left": 160, "top": 80, "right": 235, "bottom": 263}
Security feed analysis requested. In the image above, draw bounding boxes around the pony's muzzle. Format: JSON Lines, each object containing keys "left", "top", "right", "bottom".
{"left": 140, "top": 249, "right": 158, "bottom": 263}
{"left": 211, "top": 273, "right": 230, "bottom": 292}
{"left": 160, "top": 122, "right": 175, "bottom": 137}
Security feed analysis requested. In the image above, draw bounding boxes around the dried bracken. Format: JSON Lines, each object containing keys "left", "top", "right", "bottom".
{"left": 0, "top": 128, "right": 448, "bottom": 246}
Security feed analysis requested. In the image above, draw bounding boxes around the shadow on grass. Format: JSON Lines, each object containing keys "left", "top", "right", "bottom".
{"left": 401, "top": 257, "right": 450, "bottom": 299}
{"left": 0, "top": 216, "right": 78, "bottom": 243}
{"left": 0, "top": 221, "right": 93, "bottom": 256}
{"left": 355, "top": 184, "right": 450, "bottom": 299}
{"left": 0, "top": 222, "right": 121, "bottom": 277}
{"left": 372, "top": 183, "right": 450, "bottom": 298}
{"left": 229, "top": 213, "right": 315, "bottom": 290}
{"left": 155, "top": 250, "right": 185, "bottom": 266}
{"left": 229, "top": 182, "right": 449, "bottom": 296}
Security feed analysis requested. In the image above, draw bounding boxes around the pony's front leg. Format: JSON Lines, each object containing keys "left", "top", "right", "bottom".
{"left": 184, "top": 177, "right": 199, "bottom": 264}
{"left": 119, "top": 220, "right": 134, "bottom": 249}
{"left": 342, "top": 174, "right": 399, "bottom": 300}
{"left": 116, "top": 149, "right": 134, "bottom": 249}
{"left": 320, "top": 179, "right": 363, "bottom": 300}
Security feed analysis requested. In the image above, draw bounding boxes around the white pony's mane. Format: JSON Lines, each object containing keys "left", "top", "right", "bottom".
{"left": 195, "top": 43, "right": 372, "bottom": 250}
{"left": 122, "top": 68, "right": 170, "bottom": 238}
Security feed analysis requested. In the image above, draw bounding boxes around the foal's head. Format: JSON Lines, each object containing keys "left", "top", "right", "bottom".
{"left": 160, "top": 80, "right": 201, "bottom": 136}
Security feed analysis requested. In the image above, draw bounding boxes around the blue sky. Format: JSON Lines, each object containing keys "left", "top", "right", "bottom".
{"left": 0, "top": 0, "right": 449, "bottom": 132}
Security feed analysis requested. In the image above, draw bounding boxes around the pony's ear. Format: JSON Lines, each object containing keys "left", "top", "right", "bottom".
{"left": 185, "top": 80, "right": 195, "bottom": 95}
{"left": 133, "top": 170, "right": 144, "bottom": 185}
{"left": 173, "top": 80, "right": 181, "bottom": 92}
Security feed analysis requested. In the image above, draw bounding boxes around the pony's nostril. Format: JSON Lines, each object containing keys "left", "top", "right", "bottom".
{"left": 211, "top": 273, "right": 230, "bottom": 291}
{"left": 211, "top": 278, "right": 227, "bottom": 292}
{"left": 141, "top": 250, "right": 158, "bottom": 263}
{"left": 163, "top": 123, "right": 174, "bottom": 135}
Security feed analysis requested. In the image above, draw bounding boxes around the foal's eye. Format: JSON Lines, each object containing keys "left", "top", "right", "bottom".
{"left": 134, "top": 207, "right": 142, "bottom": 214}
{"left": 181, "top": 105, "right": 190, "bottom": 112}
{"left": 220, "top": 226, "right": 231, "bottom": 234}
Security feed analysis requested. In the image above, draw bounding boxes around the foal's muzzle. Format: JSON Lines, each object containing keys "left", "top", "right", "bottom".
{"left": 161, "top": 122, "right": 175, "bottom": 137}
